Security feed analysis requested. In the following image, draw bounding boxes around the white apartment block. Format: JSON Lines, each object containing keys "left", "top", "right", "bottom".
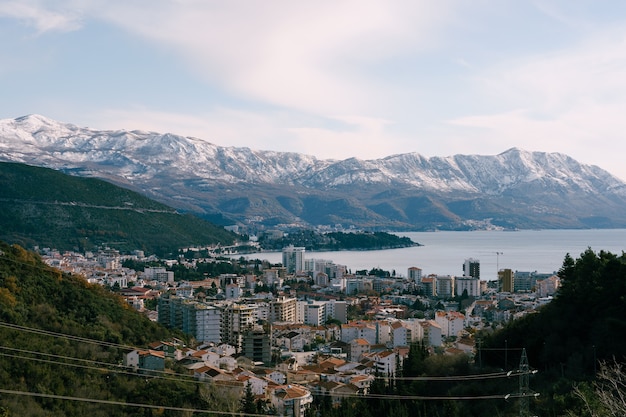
{"left": 455, "top": 276, "right": 481, "bottom": 297}
{"left": 435, "top": 311, "right": 466, "bottom": 338}
{"left": 341, "top": 322, "right": 377, "bottom": 345}
{"left": 194, "top": 305, "right": 222, "bottom": 344}
{"left": 263, "top": 268, "right": 284, "bottom": 288}
{"left": 418, "top": 320, "right": 442, "bottom": 347}
{"left": 537, "top": 275, "right": 560, "bottom": 297}
{"left": 390, "top": 321, "right": 410, "bottom": 347}
{"left": 408, "top": 267, "right": 422, "bottom": 283}
{"left": 144, "top": 267, "right": 174, "bottom": 283}
{"left": 305, "top": 258, "right": 347, "bottom": 279}
{"left": 299, "top": 300, "right": 326, "bottom": 326}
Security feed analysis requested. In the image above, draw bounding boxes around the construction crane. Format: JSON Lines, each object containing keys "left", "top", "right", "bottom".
{"left": 495, "top": 251, "right": 503, "bottom": 278}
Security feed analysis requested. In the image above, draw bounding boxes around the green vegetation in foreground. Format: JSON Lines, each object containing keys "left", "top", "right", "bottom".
{"left": 0, "top": 162, "right": 237, "bottom": 256}
{"left": 0, "top": 240, "right": 199, "bottom": 416}
{"left": 259, "top": 229, "right": 420, "bottom": 251}
{"left": 480, "top": 247, "right": 626, "bottom": 416}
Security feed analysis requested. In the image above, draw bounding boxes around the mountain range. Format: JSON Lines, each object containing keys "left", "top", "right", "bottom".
{"left": 2, "top": 114, "right": 626, "bottom": 231}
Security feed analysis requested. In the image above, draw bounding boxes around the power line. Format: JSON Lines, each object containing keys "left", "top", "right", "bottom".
{"left": 0, "top": 321, "right": 136, "bottom": 350}
{"left": 0, "top": 321, "right": 530, "bottom": 385}
{"left": 0, "top": 348, "right": 199, "bottom": 386}
{"left": 376, "top": 371, "right": 513, "bottom": 381}
{"left": 0, "top": 388, "right": 267, "bottom": 416}
{"left": 0, "top": 340, "right": 531, "bottom": 403}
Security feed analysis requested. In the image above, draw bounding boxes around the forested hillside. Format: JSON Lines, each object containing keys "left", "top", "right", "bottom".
{"left": 259, "top": 229, "right": 419, "bottom": 251}
{"left": 0, "top": 241, "right": 207, "bottom": 416}
{"left": 481, "top": 248, "right": 626, "bottom": 415}
{"left": 0, "top": 162, "right": 237, "bottom": 255}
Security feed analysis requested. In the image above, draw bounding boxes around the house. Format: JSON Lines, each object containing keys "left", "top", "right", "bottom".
{"left": 210, "top": 343, "right": 237, "bottom": 357}
{"left": 148, "top": 340, "right": 183, "bottom": 360}
{"left": 364, "top": 350, "right": 397, "bottom": 376}
{"left": 236, "top": 373, "right": 269, "bottom": 396}
{"left": 276, "top": 330, "right": 307, "bottom": 352}
{"left": 456, "top": 336, "right": 475, "bottom": 355}
{"left": 349, "top": 338, "right": 370, "bottom": 361}
{"left": 435, "top": 311, "right": 466, "bottom": 338}
{"left": 123, "top": 349, "right": 165, "bottom": 373}
{"left": 317, "top": 356, "right": 346, "bottom": 371}
{"left": 349, "top": 374, "right": 374, "bottom": 393}
{"left": 267, "top": 384, "right": 313, "bottom": 417}
{"left": 341, "top": 322, "right": 377, "bottom": 345}
{"left": 255, "top": 368, "right": 287, "bottom": 385}
{"left": 311, "top": 380, "right": 359, "bottom": 407}
{"left": 286, "top": 368, "right": 319, "bottom": 385}
{"left": 193, "top": 364, "right": 229, "bottom": 381}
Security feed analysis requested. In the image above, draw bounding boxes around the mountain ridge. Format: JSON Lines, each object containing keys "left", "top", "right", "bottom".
{"left": 0, "top": 161, "right": 237, "bottom": 254}
{"left": 2, "top": 114, "right": 626, "bottom": 231}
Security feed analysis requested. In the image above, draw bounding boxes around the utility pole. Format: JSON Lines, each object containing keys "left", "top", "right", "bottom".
{"left": 519, "top": 348, "right": 530, "bottom": 417}
{"left": 517, "top": 348, "right": 538, "bottom": 417}
{"left": 504, "top": 348, "right": 539, "bottom": 417}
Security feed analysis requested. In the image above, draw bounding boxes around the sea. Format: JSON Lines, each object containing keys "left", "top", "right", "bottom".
{"left": 237, "top": 229, "right": 626, "bottom": 280}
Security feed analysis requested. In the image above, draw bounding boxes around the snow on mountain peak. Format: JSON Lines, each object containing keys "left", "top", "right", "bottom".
{"left": 0, "top": 115, "right": 623, "bottom": 196}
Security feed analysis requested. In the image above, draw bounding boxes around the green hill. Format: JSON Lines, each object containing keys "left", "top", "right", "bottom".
{"left": 0, "top": 241, "right": 208, "bottom": 416}
{"left": 0, "top": 162, "right": 237, "bottom": 255}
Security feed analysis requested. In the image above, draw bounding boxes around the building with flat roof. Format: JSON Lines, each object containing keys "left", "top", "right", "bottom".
{"left": 498, "top": 269, "right": 515, "bottom": 293}
{"left": 463, "top": 258, "right": 480, "bottom": 279}
{"left": 282, "top": 245, "right": 305, "bottom": 274}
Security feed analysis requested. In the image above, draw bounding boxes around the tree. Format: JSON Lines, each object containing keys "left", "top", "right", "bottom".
{"left": 571, "top": 359, "right": 626, "bottom": 417}
{"left": 240, "top": 382, "right": 257, "bottom": 414}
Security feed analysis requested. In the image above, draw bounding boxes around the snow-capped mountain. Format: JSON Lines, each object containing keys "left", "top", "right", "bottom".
{"left": 2, "top": 114, "right": 626, "bottom": 230}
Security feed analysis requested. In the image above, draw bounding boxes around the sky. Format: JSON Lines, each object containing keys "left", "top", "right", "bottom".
{"left": 2, "top": 1, "right": 626, "bottom": 180}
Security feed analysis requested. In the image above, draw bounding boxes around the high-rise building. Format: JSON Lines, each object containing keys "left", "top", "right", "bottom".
{"left": 498, "top": 269, "right": 515, "bottom": 293}
{"left": 408, "top": 267, "right": 422, "bottom": 283}
{"left": 513, "top": 271, "right": 533, "bottom": 292}
{"left": 421, "top": 276, "right": 436, "bottom": 297}
{"left": 157, "top": 295, "right": 221, "bottom": 343}
{"left": 221, "top": 303, "right": 257, "bottom": 351}
{"left": 435, "top": 275, "right": 455, "bottom": 299}
{"left": 242, "top": 327, "right": 272, "bottom": 365}
{"left": 325, "top": 299, "right": 348, "bottom": 324}
{"left": 301, "top": 300, "right": 326, "bottom": 326}
{"left": 463, "top": 258, "right": 480, "bottom": 279}
{"left": 270, "top": 296, "right": 297, "bottom": 323}
{"left": 282, "top": 245, "right": 305, "bottom": 274}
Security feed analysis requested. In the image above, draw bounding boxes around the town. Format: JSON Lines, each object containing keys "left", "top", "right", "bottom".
{"left": 39, "top": 243, "right": 560, "bottom": 416}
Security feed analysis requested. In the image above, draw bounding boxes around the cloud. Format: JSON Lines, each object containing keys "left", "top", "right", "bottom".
{"left": 0, "top": 0, "right": 82, "bottom": 33}
{"left": 84, "top": 1, "right": 455, "bottom": 116}
{"left": 446, "top": 26, "right": 626, "bottom": 178}
{"left": 86, "top": 107, "right": 404, "bottom": 161}
{"left": 286, "top": 115, "right": 398, "bottom": 160}
{"left": 90, "top": 106, "right": 280, "bottom": 148}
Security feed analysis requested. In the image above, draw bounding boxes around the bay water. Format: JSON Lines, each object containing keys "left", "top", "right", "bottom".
{"left": 242, "top": 229, "right": 626, "bottom": 280}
